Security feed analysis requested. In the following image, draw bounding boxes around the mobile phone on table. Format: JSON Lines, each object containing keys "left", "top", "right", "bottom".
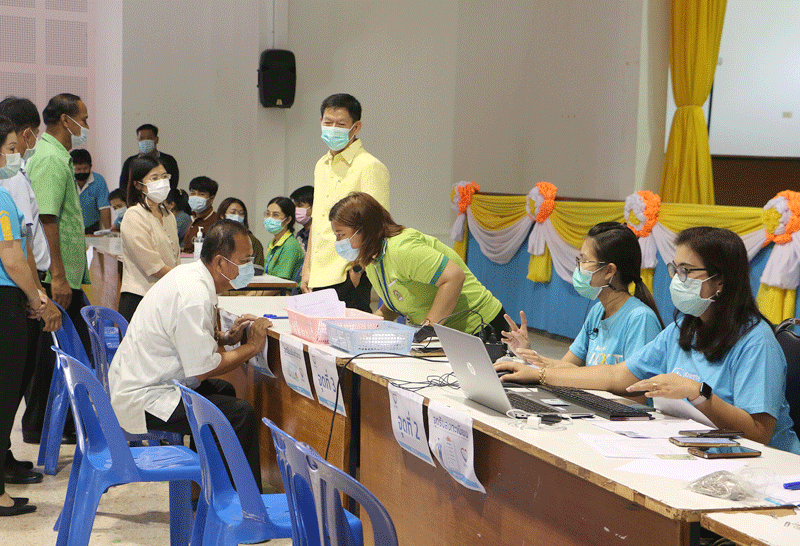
{"left": 678, "top": 429, "right": 743, "bottom": 438}
{"left": 688, "top": 446, "right": 761, "bottom": 459}
{"left": 669, "top": 436, "right": 740, "bottom": 447}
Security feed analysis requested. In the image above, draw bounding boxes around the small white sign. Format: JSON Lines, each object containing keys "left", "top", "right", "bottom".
{"left": 427, "top": 400, "right": 485, "bottom": 493}
{"left": 308, "top": 347, "right": 347, "bottom": 416}
{"left": 248, "top": 339, "right": 274, "bottom": 378}
{"left": 279, "top": 335, "right": 314, "bottom": 400}
{"left": 388, "top": 383, "right": 435, "bottom": 466}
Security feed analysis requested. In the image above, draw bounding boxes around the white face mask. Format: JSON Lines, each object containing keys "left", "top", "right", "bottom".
{"left": 0, "top": 153, "right": 22, "bottom": 179}
{"left": 669, "top": 274, "right": 718, "bottom": 317}
{"left": 22, "top": 130, "right": 37, "bottom": 161}
{"left": 226, "top": 213, "right": 244, "bottom": 224}
{"left": 144, "top": 178, "right": 170, "bottom": 204}
{"left": 67, "top": 116, "right": 89, "bottom": 148}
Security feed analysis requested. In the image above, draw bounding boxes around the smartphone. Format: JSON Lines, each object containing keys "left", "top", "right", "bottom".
{"left": 688, "top": 446, "right": 761, "bottom": 459}
{"left": 669, "top": 436, "right": 740, "bottom": 447}
{"left": 678, "top": 429, "right": 743, "bottom": 439}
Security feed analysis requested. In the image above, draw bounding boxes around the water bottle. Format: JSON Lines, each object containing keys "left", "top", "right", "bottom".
{"left": 193, "top": 227, "right": 204, "bottom": 260}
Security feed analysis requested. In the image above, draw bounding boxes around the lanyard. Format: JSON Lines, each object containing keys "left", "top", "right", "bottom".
{"left": 378, "top": 258, "right": 404, "bottom": 316}
{"left": 265, "top": 246, "right": 277, "bottom": 274}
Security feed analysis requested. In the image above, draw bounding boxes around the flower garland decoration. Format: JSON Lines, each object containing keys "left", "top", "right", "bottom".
{"left": 526, "top": 181, "right": 557, "bottom": 223}
{"left": 624, "top": 191, "right": 661, "bottom": 237}
{"left": 449, "top": 181, "right": 480, "bottom": 242}
{"left": 762, "top": 190, "right": 800, "bottom": 245}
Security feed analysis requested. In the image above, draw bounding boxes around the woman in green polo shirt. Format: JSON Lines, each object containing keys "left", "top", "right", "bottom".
{"left": 263, "top": 196, "right": 304, "bottom": 282}
{"left": 328, "top": 192, "right": 506, "bottom": 339}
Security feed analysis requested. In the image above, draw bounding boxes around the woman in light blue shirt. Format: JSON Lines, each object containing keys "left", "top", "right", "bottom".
{"left": 505, "top": 222, "right": 663, "bottom": 368}
{"left": 497, "top": 227, "right": 800, "bottom": 454}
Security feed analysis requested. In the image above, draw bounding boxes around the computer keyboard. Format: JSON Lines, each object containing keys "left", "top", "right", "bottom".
{"left": 507, "top": 393, "right": 562, "bottom": 415}
{"left": 539, "top": 385, "right": 653, "bottom": 421}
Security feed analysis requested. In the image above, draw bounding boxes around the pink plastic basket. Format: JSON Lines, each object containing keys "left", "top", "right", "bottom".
{"left": 286, "top": 308, "right": 381, "bottom": 344}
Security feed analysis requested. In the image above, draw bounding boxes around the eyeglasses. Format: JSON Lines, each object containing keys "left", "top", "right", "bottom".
{"left": 223, "top": 255, "right": 255, "bottom": 266}
{"left": 145, "top": 173, "right": 172, "bottom": 183}
{"left": 667, "top": 262, "right": 707, "bottom": 282}
{"left": 575, "top": 257, "right": 607, "bottom": 269}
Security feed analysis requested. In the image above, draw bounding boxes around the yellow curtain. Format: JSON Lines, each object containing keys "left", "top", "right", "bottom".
{"left": 756, "top": 285, "right": 797, "bottom": 325}
{"left": 469, "top": 194, "right": 528, "bottom": 230}
{"left": 453, "top": 221, "right": 468, "bottom": 260}
{"left": 527, "top": 246, "right": 552, "bottom": 282}
{"left": 658, "top": 202, "right": 762, "bottom": 234}
{"left": 549, "top": 202, "right": 625, "bottom": 247}
{"left": 659, "top": 0, "right": 727, "bottom": 205}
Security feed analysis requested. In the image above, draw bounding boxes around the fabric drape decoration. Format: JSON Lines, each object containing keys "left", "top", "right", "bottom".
{"left": 659, "top": 0, "right": 727, "bottom": 205}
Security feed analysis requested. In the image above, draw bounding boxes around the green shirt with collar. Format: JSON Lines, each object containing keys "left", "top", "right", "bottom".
{"left": 26, "top": 132, "right": 89, "bottom": 288}
{"left": 365, "top": 228, "right": 502, "bottom": 333}
{"left": 265, "top": 230, "right": 304, "bottom": 281}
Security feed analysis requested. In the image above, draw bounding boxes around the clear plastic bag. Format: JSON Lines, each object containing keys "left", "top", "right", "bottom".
{"left": 688, "top": 468, "right": 778, "bottom": 501}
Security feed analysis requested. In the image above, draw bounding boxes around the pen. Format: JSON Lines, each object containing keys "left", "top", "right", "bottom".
{"left": 783, "top": 481, "right": 800, "bottom": 490}
{"left": 263, "top": 314, "right": 289, "bottom": 319}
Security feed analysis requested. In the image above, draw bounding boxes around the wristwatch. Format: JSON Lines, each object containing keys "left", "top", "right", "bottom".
{"left": 690, "top": 382, "right": 712, "bottom": 406}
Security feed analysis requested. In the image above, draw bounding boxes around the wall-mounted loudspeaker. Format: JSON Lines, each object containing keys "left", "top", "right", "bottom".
{"left": 258, "top": 49, "right": 295, "bottom": 108}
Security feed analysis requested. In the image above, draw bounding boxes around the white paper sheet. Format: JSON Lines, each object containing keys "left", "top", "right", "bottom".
{"left": 578, "top": 433, "right": 688, "bottom": 459}
{"left": 279, "top": 335, "right": 314, "bottom": 400}
{"left": 615, "top": 458, "right": 748, "bottom": 481}
{"left": 589, "top": 418, "right": 709, "bottom": 439}
{"left": 248, "top": 342, "right": 275, "bottom": 378}
{"left": 388, "top": 384, "right": 436, "bottom": 466}
{"left": 763, "top": 473, "right": 800, "bottom": 506}
{"left": 653, "top": 397, "right": 715, "bottom": 427}
{"left": 308, "top": 348, "right": 346, "bottom": 416}
{"left": 427, "top": 400, "right": 485, "bottom": 493}
{"left": 285, "top": 288, "right": 345, "bottom": 316}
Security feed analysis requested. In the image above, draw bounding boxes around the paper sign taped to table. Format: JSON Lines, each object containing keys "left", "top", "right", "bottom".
{"left": 248, "top": 342, "right": 275, "bottom": 378}
{"left": 279, "top": 335, "right": 314, "bottom": 400}
{"left": 308, "top": 348, "right": 346, "bottom": 416}
{"left": 427, "top": 400, "right": 485, "bottom": 493}
{"left": 388, "top": 383, "right": 435, "bottom": 466}
{"left": 653, "top": 397, "right": 715, "bottom": 428}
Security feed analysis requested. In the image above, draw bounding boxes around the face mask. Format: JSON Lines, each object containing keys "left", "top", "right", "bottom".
{"left": 572, "top": 265, "right": 608, "bottom": 300}
{"left": 226, "top": 213, "right": 244, "bottom": 224}
{"left": 22, "top": 131, "right": 37, "bottom": 161}
{"left": 144, "top": 178, "right": 170, "bottom": 204}
{"left": 139, "top": 139, "right": 155, "bottom": 154}
{"left": 74, "top": 172, "right": 91, "bottom": 182}
{"left": 264, "top": 217, "right": 285, "bottom": 234}
{"left": 334, "top": 230, "right": 360, "bottom": 262}
{"left": 321, "top": 124, "right": 355, "bottom": 152}
{"left": 221, "top": 256, "right": 255, "bottom": 290}
{"left": 0, "top": 153, "right": 22, "bottom": 179}
{"left": 295, "top": 207, "right": 310, "bottom": 225}
{"left": 669, "top": 274, "right": 717, "bottom": 317}
{"left": 114, "top": 206, "right": 127, "bottom": 221}
{"left": 67, "top": 116, "right": 89, "bottom": 148}
{"left": 188, "top": 195, "right": 208, "bottom": 213}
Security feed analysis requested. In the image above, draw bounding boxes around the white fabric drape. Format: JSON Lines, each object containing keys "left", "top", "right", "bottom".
{"left": 465, "top": 208, "right": 532, "bottom": 265}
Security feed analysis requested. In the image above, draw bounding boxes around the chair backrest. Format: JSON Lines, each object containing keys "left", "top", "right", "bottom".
{"left": 175, "top": 383, "right": 278, "bottom": 534}
{"left": 53, "top": 302, "right": 92, "bottom": 367}
{"left": 54, "top": 347, "right": 139, "bottom": 480}
{"left": 298, "top": 442, "right": 398, "bottom": 546}
{"left": 262, "top": 418, "right": 321, "bottom": 546}
{"left": 775, "top": 318, "right": 800, "bottom": 438}
{"left": 80, "top": 306, "right": 128, "bottom": 393}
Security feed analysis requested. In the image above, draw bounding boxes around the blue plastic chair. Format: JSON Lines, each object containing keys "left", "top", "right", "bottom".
{"left": 38, "top": 302, "right": 93, "bottom": 475}
{"left": 80, "top": 305, "right": 183, "bottom": 447}
{"left": 299, "top": 442, "right": 398, "bottom": 546}
{"left": 263, "top": 418, "right": 363, "bottom": 546}
{"left": 54, "top": 348, "right": 200, "bottom": 546}
{"left": 175, "top": 383, "right": 293, "bottom": 546}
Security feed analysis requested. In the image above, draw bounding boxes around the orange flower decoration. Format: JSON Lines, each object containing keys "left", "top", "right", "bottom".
{"left": 455, "top": 181, "right": 480, "bottom": 214}
{"left": 624, "top": 191, "right": 661, "bottom": 238}
{"left": 763, "top": 190, "right": 800, "bottom": 245}
{"left": 527, "top": 181, "right": 557, "bottom": 223}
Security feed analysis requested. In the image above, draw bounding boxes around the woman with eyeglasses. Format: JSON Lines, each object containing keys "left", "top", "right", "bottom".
{"left": 504, "top": 222, "right": 664, "bottom": 368}
{"left": 118, "top": 156, "right": 179, "bottom": 322}
{"left": 497, "top": 226, "right": 800, "bottom": 453}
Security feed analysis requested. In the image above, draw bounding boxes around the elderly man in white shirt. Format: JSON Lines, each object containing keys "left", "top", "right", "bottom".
{"left": 109, "top": 219, "right": 271, "bottom": 489}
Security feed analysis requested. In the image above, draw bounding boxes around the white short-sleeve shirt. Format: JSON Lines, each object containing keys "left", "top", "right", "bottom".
{"left": 109, "top": 260, "right": 222, "bottom": 434}
{"left": 0, "top": 165, "right": 51, "bottom": 271}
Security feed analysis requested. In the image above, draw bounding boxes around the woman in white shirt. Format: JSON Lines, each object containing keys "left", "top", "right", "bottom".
{"left": 119, "top": 156, "right": 179, "bottom": 322}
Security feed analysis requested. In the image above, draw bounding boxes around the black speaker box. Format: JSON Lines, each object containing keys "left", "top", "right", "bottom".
{"left": 258, "top": 49, "right": 296, "bottom": 108}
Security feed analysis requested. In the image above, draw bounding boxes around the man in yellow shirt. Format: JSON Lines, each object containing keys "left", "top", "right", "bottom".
{"left": 300, "top": 94, "right": 389, "bottom": 311}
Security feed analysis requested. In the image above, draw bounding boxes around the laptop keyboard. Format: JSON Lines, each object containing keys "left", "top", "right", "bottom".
{"left": 539, "top": 385, "right": 652, "bottom": 421}
{"left": 507, "top": 392, "right": 561, "bottom": 414}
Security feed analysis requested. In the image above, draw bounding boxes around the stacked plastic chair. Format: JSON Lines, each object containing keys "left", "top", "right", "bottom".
{"left": 263, "top": 418, "right": 363, "bottom": 546}
{"left": 175, "top": 383, "right": 294, "bottom": 546}
{"left": 53, "top": 348, "right": 200, "bottom": 546}
{"left": 80, "top": 305, "right": 182, "bottom": 447}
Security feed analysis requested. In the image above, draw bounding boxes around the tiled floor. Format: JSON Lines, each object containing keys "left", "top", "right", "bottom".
{"left": 0, "top": 328, "right": 570, "bottom": 545}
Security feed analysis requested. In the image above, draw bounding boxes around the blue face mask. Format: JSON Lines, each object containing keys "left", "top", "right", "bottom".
{"left": 226, "top": 213, "right": 244, "bottom": 224}
{"left": 264, "top": 217, "right": 284, "bottom": 234}
{"left": 67, "top": 116, "right": 89, "bottom": 148}
{"left": 321, "top": 124, "right": 355, "bottom": 152}
{"left": 669, "top": 274, "right": 717, "bottom": 317}
{"left": 139, "top": 139, "right": 155, "bottom": 154}
{"left": 334, "top": 230, "right": 360, "bottom": 262}
{"left": 221, "top": 256, "right": 255, "bottom": 289}
{"left": 188, "top": 195, "right": 208, "bottom": 213}
{"left": 572, "top": 265, "right": 608, "bottom": 300}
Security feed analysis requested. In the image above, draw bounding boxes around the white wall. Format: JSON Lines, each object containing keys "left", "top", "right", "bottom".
{"left": 98, "top": 0, "right": 669, "bottom": 244}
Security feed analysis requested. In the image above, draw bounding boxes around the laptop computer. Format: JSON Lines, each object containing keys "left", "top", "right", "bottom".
{"left": 433, "top": 323, "right": 593, "bottom": 418}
